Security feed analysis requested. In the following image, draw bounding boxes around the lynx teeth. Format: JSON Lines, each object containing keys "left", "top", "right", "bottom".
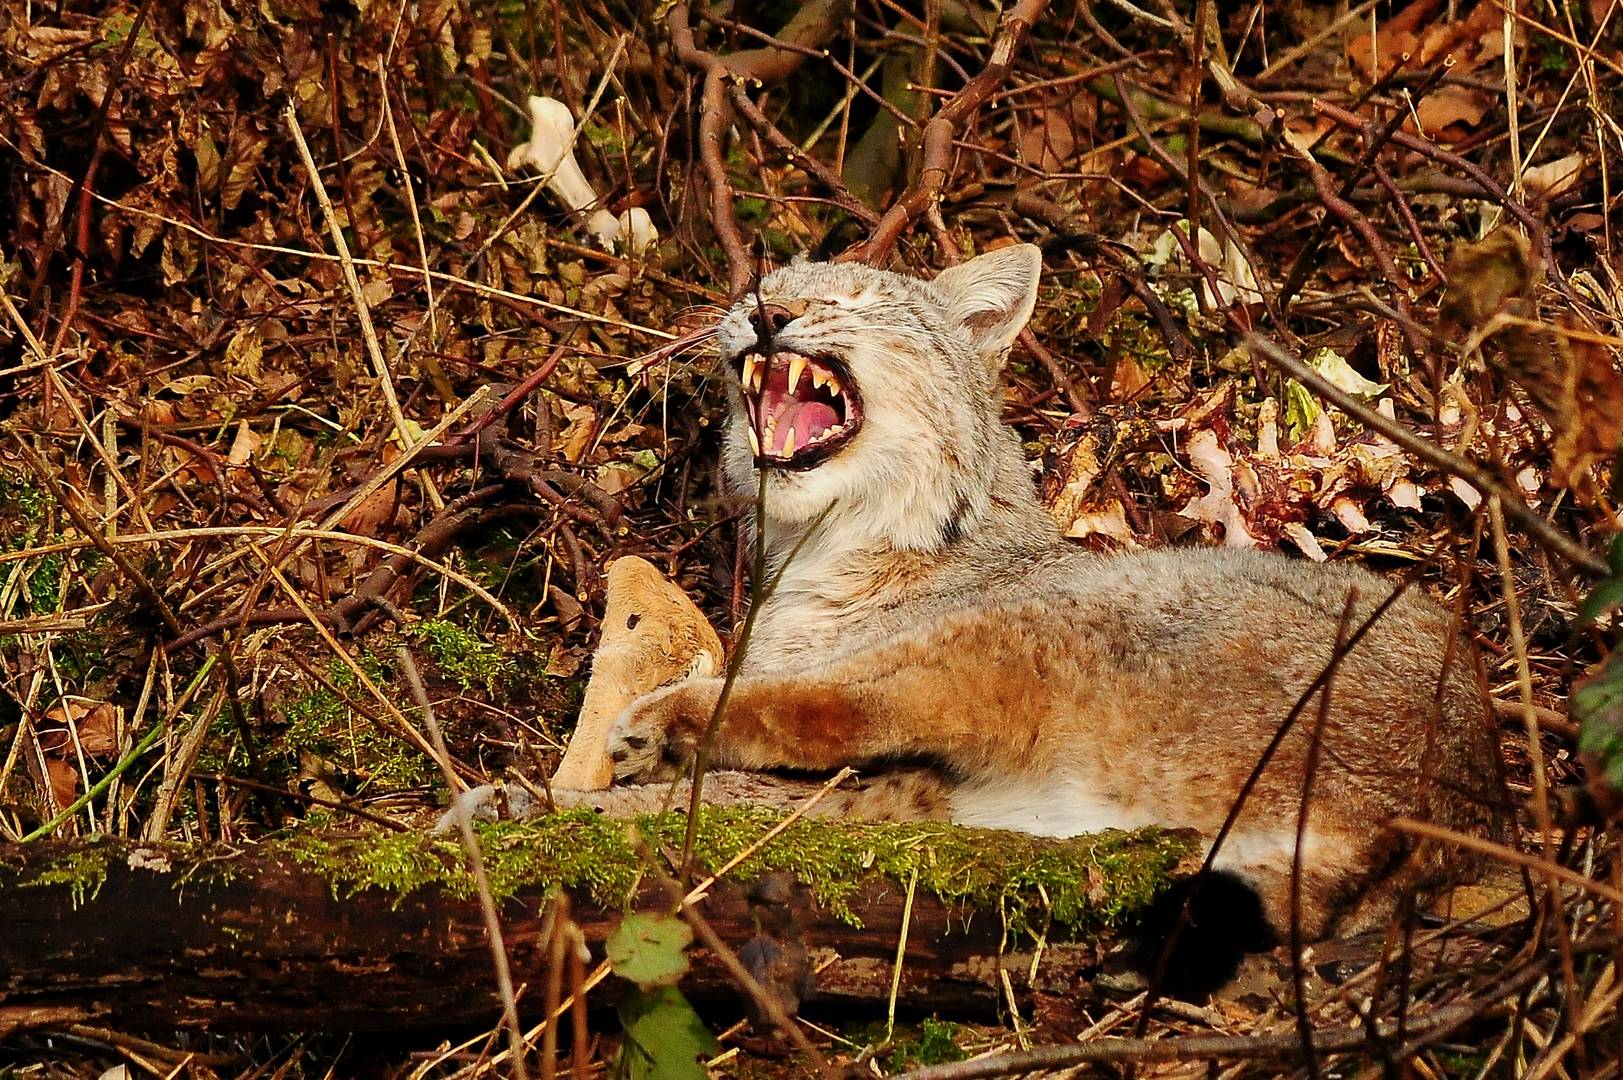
{"left": 781, "top": 424, "right": 798, "bottom": 458}
{"left": 740, "top": 354, "right": 764, "bottom": 394}
{"left": 787, "top": 355, "right": 808, "bottom": 391}
{"left": 746, "top": 425, "right": 761, "bottom": 455}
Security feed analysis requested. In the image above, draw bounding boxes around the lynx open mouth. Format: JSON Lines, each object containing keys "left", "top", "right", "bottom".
{"left": 737, "top": 349, "right": 863, "bottom": 468}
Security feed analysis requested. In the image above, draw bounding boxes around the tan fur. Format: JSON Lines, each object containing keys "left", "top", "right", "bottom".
{"left": 606, "top": 246, "right": 1505, "bottom": 938}
{"left": 552, "top": 556, "right": 724, "bottom": 789}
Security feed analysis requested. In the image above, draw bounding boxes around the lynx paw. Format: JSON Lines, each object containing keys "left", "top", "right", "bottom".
{"left": 607, "top": 681, "right": 714, "bottom": 782}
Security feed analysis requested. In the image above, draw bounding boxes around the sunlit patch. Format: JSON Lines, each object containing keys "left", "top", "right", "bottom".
{"left": 737, "top": 350, "right": 863, "bottom": 468}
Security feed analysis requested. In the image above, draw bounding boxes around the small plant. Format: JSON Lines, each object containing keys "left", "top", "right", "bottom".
{"left": 607, "top": 913, "right": 718, "bottom": 1080}
{"left": 410, "top": 619, "right": 516, "bottom": 693}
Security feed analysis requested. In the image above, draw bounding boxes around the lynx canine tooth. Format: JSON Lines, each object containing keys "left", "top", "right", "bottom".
{"left": 781, "top": 425, "right": 797, "bottom": 458}
{"left": 787, "top": 355, "right": 808, "bottom": 391}
{"left": 746, "top": 425, "right": 760, "bottom": 455}
{"left": 741, "top": 354, "right": 762, "bottom": 393}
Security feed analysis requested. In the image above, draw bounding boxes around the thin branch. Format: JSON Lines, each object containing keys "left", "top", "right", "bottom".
{"left": 841, "top": 0, "right": 1050, "bottom": 264}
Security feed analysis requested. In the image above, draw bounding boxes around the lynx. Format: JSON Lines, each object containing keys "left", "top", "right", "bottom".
{"left": 603, "top": 245, "right": 1503, "bottom": 947}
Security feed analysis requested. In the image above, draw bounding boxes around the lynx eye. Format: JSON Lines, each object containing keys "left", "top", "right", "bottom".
{"left": 736, "top": 350, "right": 864, "bottom": 468}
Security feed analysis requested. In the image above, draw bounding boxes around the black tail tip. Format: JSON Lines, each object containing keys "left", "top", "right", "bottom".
{"left": 1130, "top": 870, "right": 1277, "bottom": 1000}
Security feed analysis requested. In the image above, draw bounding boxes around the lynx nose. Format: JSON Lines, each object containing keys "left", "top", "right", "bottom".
{"left": 747, "top": 300, "right": 806, "bottom": 343}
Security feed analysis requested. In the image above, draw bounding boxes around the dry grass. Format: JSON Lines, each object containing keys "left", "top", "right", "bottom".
{"left": 1, "top": 0, "right": 1621, "bottom": 1075}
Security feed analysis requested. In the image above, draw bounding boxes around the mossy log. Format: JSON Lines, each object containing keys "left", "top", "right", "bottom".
{"left": 0, "top": 809, "right": 1196, "bottom": 1035}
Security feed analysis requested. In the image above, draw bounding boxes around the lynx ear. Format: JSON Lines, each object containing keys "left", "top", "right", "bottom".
{"left": 932, "top": 244, "right": 1042, "bottom": 361}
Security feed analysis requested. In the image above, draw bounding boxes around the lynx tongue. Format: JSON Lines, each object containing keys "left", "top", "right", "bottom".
{"left": 767, "top": 399, "right": 839, "bottom": 454}
{"left": 758, "top": 359, "right": 842, "bottom": 456}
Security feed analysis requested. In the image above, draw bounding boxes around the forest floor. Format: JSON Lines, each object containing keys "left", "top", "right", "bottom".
{"left": 1, "top": 0, "right": 1622, "bottom": 1076}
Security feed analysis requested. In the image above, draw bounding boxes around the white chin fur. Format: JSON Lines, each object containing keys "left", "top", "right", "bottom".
{"left": 724, "top": 413, "right": 984, "bottom": 553}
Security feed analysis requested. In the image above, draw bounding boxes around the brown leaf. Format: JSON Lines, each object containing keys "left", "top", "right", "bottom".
{"left": 1347, "top": 0, "right": 1439, "bottom": 79}
{"left": 1522, "top": 153, "right": 1587, "bottom": 204}
{"left": 41, "top": 699, "right": 122, "bottom": 759}
{"left": 1438, "top": 229, "right": 1541, "bottom": 334}
{"left": 1442, "top": 232, "right": 1623, "bottom": 488}
{"left": 45, "top": 758, "right": 79, "bottom": 810}
{"left": 1546, "top": 327, "right": 1623, "bottom": 487}
{"left": 1413, "top": 85, "right": 1493, "bottom": 136}
{"left": 337, "top": 481, "right": 404, "bottom": 537}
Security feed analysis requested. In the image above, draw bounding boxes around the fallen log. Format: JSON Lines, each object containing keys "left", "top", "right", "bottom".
{"left": 0, "top": 809, "right": 1196, "bottom": 1035}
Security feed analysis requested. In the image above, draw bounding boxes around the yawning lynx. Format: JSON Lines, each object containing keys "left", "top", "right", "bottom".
{"left": 605, "top": 245, "right": 1503, "bottom": 942}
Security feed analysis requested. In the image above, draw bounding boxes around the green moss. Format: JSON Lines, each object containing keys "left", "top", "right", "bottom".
{"left": 19, "top": 844, "right": 114, "bottom": 906}
{"left": 276, "top": 807, "right": 1195, "bottom": 935}
{"left": 278, "top": 661, "right": 436, "bottom": 792}
{"left": 0, "top": 469, "right": 66, "bottom": 615}
{"left": 871, "top": 1019, "right": 970, "bottom": 1071}
{"left": 410, "top": 619, "right": 515, "bottom": 692}
{"left": 1104, "top": 309, "right": 1177, "bottom": 374}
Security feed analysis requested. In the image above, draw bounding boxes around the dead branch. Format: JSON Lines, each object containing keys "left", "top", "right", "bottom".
{"left": 667, "top": 1, "right": 853, "bottom": 294}
{"left": 840, "top": 0, "right": 1050, "bottom": 265}
{"left": 0, "top": 829, "right": 1177, "bottom": 1035}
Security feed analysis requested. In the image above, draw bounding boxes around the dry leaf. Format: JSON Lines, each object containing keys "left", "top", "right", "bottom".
{"left": 1522, "top": 153, "right": 1586, "bottom": 203}
{"left": 226, "top": 420, "right": 261, "bottom": 467}
{"left": 42, "top": 699, "right": 122, "bottom": 759}
{"left": 338, "top": 482, "right": 403, "bottom": 537}
{"left": 45, "top": 757, "right": 79, "bottom": 810}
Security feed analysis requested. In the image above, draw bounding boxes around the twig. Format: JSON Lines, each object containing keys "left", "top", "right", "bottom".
{"left": 668, "top": 2, "right": 850, "bottom": 294}
{"left": 1313, "top": 99, "right": 1584, "bottom": 308}
{"left": 726, "top": 84, "right": 880, "bottom": 227}
{"left": 192, "top": 771, "right": 409, "bottom": 832}
{"left": 9, "top": 437, "right": 184, "bottom": 638}
{"left": 284, "top": 100, "right": 414, "bottom": 450}
{"left": 841, "top": 0, "right": 1049, "bottom": 264}
{"left": 245, "top": 544, "right": 441, "bottom": 764}
{"left": 899, "top": 951, "right": 1555, "bottom": 1079}
{"left": 1487, "top": 497, "right": 1556, "bottom": 854}
{"left": 23, "top": 0, "right": 155, "bottom": 318}
{"left": 1391, "top": 819, "right": 1623, "bottom": 907}
{"left": 1290, "top": 591, "right": 1358, "bottom": 1080}
{"left": 21, "top": 655, "right": 218, "bottom": 842}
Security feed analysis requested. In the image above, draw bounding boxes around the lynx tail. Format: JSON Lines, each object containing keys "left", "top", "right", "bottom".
{"left": 551, "top": 556, "right": 725, "bottom": 789}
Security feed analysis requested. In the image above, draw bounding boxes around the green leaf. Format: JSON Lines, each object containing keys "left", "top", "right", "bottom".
{"left": 1578, "top": 578, "right": 1623, "bottom": 625}
{"left": 1283, "top": 380, "right": 1322, "bottom": 443}
{"left": 616, "top": 986, "right": 718, "bottom": 1080}
{"left": 606, "top": 913, "right": 693, "bottom": 988}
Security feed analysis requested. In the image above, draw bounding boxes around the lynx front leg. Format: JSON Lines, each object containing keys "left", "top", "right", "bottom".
{"left": 607, "top": 615, "right": 1061, "bottom": 783}
{"left": 607, "top": 675, "right": 871, "bottom": 781}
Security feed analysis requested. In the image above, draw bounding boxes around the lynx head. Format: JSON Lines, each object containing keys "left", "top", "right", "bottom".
{"left": 713, "top": 245, "right": 1042, "bottom": 551}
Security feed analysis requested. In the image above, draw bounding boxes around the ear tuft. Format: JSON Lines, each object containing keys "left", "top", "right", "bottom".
{"left": 931, "top": 244, "right": 1042, "bottom": 360}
